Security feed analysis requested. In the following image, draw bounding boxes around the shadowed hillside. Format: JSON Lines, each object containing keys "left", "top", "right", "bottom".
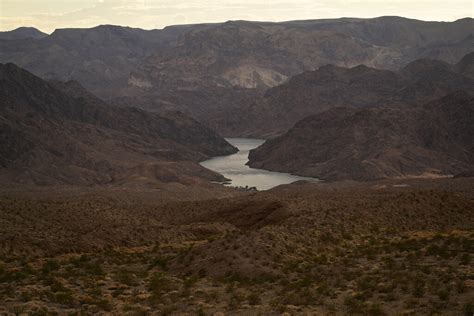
{"left": 0, "top": 63, "right": 236, "bottom": 186}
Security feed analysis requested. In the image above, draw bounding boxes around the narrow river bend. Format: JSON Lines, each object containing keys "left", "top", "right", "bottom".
{"left": 200, "top": 138, "right": 316, "bottom": 190}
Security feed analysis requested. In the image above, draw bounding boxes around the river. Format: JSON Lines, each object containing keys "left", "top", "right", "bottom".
{"left": 200, "top": 138, "right": 316, "bottom": 190}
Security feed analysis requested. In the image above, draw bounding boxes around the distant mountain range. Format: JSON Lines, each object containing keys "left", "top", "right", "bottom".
{"left": 1, "top": 17, "right": 473, "bottom": 133}
{"left": 1, "top": 18, "right": 473, "bottom": 185}
{"left": 0, "top": 63, "right": 236, "bottom": 186}
{"left": 248, "top": 92, "right": 474, "bottom": 181}
{"left": 217, "top": 52, "right": 474, "bottom": 137}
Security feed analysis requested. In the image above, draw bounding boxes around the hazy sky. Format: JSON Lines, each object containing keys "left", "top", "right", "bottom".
{"left": 1, "top": 0, "right": 472, "bottom": 33}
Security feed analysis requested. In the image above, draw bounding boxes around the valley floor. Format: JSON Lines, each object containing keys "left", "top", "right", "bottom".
{"left": 0, "top": 178, "right": 473, "bottom": 315}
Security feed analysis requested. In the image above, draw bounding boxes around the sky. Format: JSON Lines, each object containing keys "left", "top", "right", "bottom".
{"left": 0, "top": 0, "right": 472, "bottom": 33}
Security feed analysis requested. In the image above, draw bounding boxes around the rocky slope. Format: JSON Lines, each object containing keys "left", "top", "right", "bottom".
{"left": 248, "top": 92, "right": 474, "bottom": 181}
{"left": 456, "top": 51, "right": 474, "bottom": 79}
{"left": 220, "top": 53, "right": 474, "bottom": 137}
{"left": 0, "top": 17, "right": 472, "bottom": 128}
{"left": 0, "top": 63, "right": 236, "bottom": 186}
{"left": 144, "top": 17, "right": 473, "bottom": 90}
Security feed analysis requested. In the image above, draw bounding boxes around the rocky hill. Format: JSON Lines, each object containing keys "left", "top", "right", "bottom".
{"left": 0, "top": 63, "right": 236, "bottom": 186}
{"left": 0, "top": 27, "right": 47, "bottom": 40}
{"left": 0, "top": 17, "right": 472, "bottom": 129}
{"left": 248, "top": 92, "right": 474, "bottom": 181}
{"left": 218, "top": 53, "right": 474, "bottom": 137}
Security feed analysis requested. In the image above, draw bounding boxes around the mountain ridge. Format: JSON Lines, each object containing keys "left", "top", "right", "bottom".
{"left": 1, "top": 17, "right": 472, "bottom": 131}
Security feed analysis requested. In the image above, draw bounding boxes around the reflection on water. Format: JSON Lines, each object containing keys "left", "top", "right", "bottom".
{"left": 200, "top": 138, "right": 316, "bottom": 190}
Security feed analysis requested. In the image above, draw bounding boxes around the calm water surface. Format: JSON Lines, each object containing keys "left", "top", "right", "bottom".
{"left": 200, "top": 138, "right": 316, "bottom": 190}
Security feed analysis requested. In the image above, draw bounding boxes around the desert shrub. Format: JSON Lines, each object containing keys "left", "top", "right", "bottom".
{"left": 84, "top": 261, "right": 105, "bottom": 276}
{"left": 54, "top": 291, "right": 74, "bottom": 306}
{"left": 437, "top": 287, "right": 450, "bottom": 301}
{"left": 464, "top": 302, "right": 474, "bottom": 316}
{"left": 95, "top": 298, "right": 113, "bottom": 311}
{"left": 405, "top": 299, "right": 419, "bottom": 308}
{"left": 204, "top": 290, "right": 219, "bottom": 303}
{"left": 148, "top": 272, "right": 172, "bottom": 294}
{"left": 316, "top": 282, "right": 333, "bottom": 296}
{"left": 319, "top": 232, "right": 338, "bottom": 244}
{"left": 70, "top": 254, "right": 90, "bottom": 265}
{"left": 20, "top": 290, "right": 32, "bottom": 302}
{"left": 87, "top": 286, "right": 102, "bottom": 298}
{"left": 0, "top": 268, "right": 28, "bottom": 283}
{"left": 198, "top": 268, "right": 207, "bottom": 278}
{"left": 293, "top": 276, "right": 312, "bottom": 289}
{"left": 313, "top": 254, "right": 328, "bottom": 265}
{"left": 50, "top": 280, "right": 67, "bottom": 293}
{"left": 460, "top": 253, "right": 471, "bottom": 265}
{"left": 152, "top": 242, "right": 161, "bottom": 252}
{"left": 367, "top": 303, "right": 385, "bottom": 316}
{"left": 247, "top": 292, "right": 261, "bottom": 305}
{"left": 412, "top": 279, "right": 425, "bottom": 298}
{"left": 8, "top": 305, "right": 27, "bottom": 315}
{"left": 229, "top": 291, "right": 244, "bottom": 309}
{"left": 112, "top": 287, "right": 125, "bottom": 298}
{"left": 344, "top": 296, "right": 365, "bottom": 314}
{"left": 83, "top": 296, "right": 112, "bottom": 311}
{"left": 382, "top": 257, "right": 396, "bottom": 270}
{"left": 29, "top": 307, "right": 49, "bottom": 316}
{"left": 149, "top": 256, "right": 169, "bottom": 270}
{"left": 183, "top": 275, "right": 198, "bottom": 289}
{"left": 456, "top": 279, "right": 466, "bottom": 294}
{"left": 357, "top": 276, "right": 376, "bottom": 292}
{"left": 42, "top": 259, "right": 60, "bottom": 274}
{"left": 281, "top": 288, "right": 316, "bottom": 306}
{"left": 197, "top": 307, "right": 206, "bottom": 316}
{"left": 115, "top": 269, "right": 137, "bottom": 286}
{"left": 341, "top": 229, "right": 353, "bottom": 240}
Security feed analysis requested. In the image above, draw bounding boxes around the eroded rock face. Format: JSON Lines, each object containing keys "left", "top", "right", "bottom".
{"left": 222, "top": 65, "right": 288, "bottom": 89}
{"left": 212, "top": 53, "right": 474, "bottom": 137}
{"left": 0, "top": 63, "right": 236, "bottom": 186}
{"left": 247, "top": 92, "right": 474, "bottom": 181}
